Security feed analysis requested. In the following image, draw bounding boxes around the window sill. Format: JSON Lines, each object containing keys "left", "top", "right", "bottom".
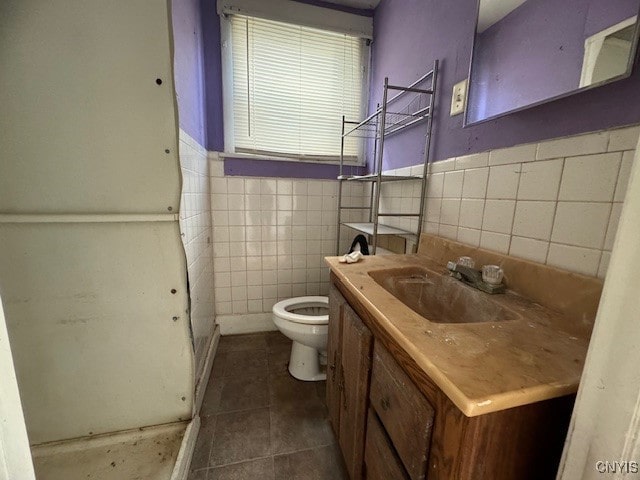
{"left": 219, "top": 152, "right": 367, "bottom": 180}
{"left": 218, "top": 151, "right": 364, "bottom": 167}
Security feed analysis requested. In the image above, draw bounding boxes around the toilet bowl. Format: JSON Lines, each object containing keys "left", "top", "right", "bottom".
{"left": 272, "top": 296, "right": 329, "bottom": 381}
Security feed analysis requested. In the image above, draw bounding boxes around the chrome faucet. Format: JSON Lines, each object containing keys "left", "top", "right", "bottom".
{"left": 447, "top": 262, "right": 482, "bottom": 283}
{"left": 446, "top": 261, "right": 505, "bottom": 294}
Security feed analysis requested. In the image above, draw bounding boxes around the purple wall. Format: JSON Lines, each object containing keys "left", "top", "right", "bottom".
{"left": 294, "top": 0, "right": 374, "bottom": 17}
{"left": 224, "top": 158, "right": 365, "bottom": 178}
{"left": 370, "top": 0, "right": 640, "bottom": 172}
{"left": 469, "top": 0, "right": 639, "bottom": 123}
{"left": 172, "top": 0, "right": 207, "bottom": 146}
{"left": 469, "top": 0, "right": 586, "bottom": 122}
{"left": 201, "top": 0, "right": 225, "bottom": 152}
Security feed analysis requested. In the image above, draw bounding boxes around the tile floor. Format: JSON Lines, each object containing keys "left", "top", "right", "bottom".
{"left": 188, "top": 332, "right": 347, "bottom": 480}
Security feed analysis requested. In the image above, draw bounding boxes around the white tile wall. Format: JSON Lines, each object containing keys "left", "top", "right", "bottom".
{"left": 509, "top": 236, "right": 549, "bottom": 264}
{"left": 517, "top": 159, "right": 563, "bottom": 201}
{"left": 443, "top": 170, "right": 464, "bottom": 197}
{"left": 489, "top": 143, "right": 537, "bottom": 166}
{"left": 455, "top": 152, "right": 489, "bottom": 169}
{"left": 459, "top": 199, "right": 484, "bottom": 229}
{"left": 558, "top": 153, "right": 621, "bottom": 202}
{"left": 457, "top": 227, "right": 481, "bottom": 247}
{"left": 482, "top": 200, "right": 516, "bottom": 234}
{"left": 512, "top": 201, "right": 555, "bottom": 240}
{"left": 207, "top": 124, "right": 637, "bottom": 332}
{"left": 381, "top": 124, "right": 639, "bottom": 278}
{"left": 536, "top": 131, "right": 609, "bottom": 160}
{"left": 210, "top": 156, "right": 366, "bottom": 318}
{"left": 487, "top": 164, "right": 520, "bottom": 199}
{"left": 462, "top": 168, "right": 489, "bottom": 199}
{"left": 550, "top": 202, "right": 610, "bottom": 249}
{"left": 378, "top": 177, "right": 422, "bottom": 233}
{"left": 178, "top": 130, "right": 215, "bottom": 370}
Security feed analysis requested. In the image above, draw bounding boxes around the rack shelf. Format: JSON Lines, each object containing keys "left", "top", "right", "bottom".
{"left": 336, "top": 60, "right": 439, "bottom": 255}
{"left": 340, "top": 222, "right": 417, "bottom": 237}
{"left": 342, "top": 70, "right": 434, "bottom": 139}
{"left": 343, "top": 108, "right": 431, "bottom": 139}
{"left": 337, "top": 174, "right": 423, "bottom": 182}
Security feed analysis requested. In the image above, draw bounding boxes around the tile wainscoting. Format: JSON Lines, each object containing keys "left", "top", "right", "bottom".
{"left": 208, "top": 124, "right": 638, "bottom": 332}
{"left": 379, "top": 124, "right": 639, "bottom": 278}
{"left": 209, "top": 155, "right": 367, "bottom": 325}
{"left": 179, "top": 130, "right": 216, "bottom": 373}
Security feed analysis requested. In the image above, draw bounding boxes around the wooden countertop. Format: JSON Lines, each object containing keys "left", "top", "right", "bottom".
{"left": 325, "top": 252, "right": 599, "bottom": 417}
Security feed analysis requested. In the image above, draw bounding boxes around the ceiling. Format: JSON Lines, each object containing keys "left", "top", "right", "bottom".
{"left": 477, "top": 0, "right": 527, "bottom": 32}
{"left": 321, "top": 0, "right": 381, "bottom": 10}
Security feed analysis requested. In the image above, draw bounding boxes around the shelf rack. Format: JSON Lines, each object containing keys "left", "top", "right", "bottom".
{"left": 336, "top": 60, "right": 439, "bottom": 255}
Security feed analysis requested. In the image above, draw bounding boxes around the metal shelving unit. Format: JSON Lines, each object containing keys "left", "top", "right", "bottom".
{"left": 336, "top": 60, "right": 439, "bottom": 255}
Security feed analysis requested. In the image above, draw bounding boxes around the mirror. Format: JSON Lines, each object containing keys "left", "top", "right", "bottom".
{"left": 465, "top": 0, "right": 640, "bottom": 125}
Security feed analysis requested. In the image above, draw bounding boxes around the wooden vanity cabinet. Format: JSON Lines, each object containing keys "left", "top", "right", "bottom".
{"left": 364, "top": 408, "right": 409, "bottom": 480}
{"left": 326, "top": 285, "right": 344, "bottom": 435}
{"left": 369, "top": 342, "right": 434, "bottom": 480}
{"left": 327, "top": 285, "right": 373, "bottom": 480}
{"left": 328, "top": 275, "right": 575, "bottom": 480}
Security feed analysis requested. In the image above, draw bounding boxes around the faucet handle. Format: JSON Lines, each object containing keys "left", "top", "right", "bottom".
{"left": 482, "top": 265, "right": 504, "bottom": 285}
{"left": 457, "top": 256, "right": 475, "bottom": 268}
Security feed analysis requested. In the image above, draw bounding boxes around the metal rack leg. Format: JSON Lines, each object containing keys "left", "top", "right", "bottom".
{"left": 415, "top": 60, "right": 439, "bottom": 253}
{"left": 336, "top": 116, "right": 346, "bottom": 255}
{"left": 372, "top": 80, "right": 389, "bottom": 255}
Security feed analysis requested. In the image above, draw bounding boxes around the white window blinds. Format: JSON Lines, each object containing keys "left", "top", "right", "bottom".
{"left": 230, "top": 15, "right": 365, "bottom": 162}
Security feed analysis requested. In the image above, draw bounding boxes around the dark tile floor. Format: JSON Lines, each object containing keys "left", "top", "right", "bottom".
{"left": 188, "top": 331, "right": 347, "bottom": 480}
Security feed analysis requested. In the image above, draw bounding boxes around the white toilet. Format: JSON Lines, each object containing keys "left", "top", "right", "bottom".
{"left": 272, "top": 296, "right": 329, "bottom": 381}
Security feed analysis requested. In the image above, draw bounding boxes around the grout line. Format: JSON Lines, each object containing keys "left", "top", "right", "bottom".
{"left": 200, "top": 440, "right": 338, "bottom": 473}
{"left": 201, "top": 414, "right": 217, "bottom": 478}
{"left": 453, "top": 176, "right": 463, "bottom": 242}
{"left": 506, "top": 162, "right": 524, "bottom": 254}
{"left": 516, "top": 238, "right": 602, "bottom": 252}
{"left": 203, "top": 453, "right": 274, "bottom": 471}
{"left": 478, "top": 163, "right": 491, "bottom": 244}
{"left": 600, "top": 203, "right": 615, "bottom": 253}
{"left": 271, "top": 441, "right": 337, "bottom": 459}
{"left": 610, "top": 151, "right": 625, "bottom": 204}
{"left": 545, "top": 157, "right": 566, "bottom": 265}
{"left": 605, "top": 129, "right": 613, "bottom": 152}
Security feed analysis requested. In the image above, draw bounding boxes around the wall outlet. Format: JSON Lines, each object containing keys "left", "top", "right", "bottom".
{"left": 450, "top": 79, "right": 468, "bottom": 116}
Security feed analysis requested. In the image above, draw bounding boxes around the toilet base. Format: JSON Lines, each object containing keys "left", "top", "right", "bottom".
{"left": 288, "top": 341, "right": 326, "bottom": 381}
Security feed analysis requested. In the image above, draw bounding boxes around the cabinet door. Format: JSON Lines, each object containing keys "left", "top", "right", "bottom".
{"left": 339, "top": 303, "right": 373, "bottom": 480}
{"left": 327, "top": 285, "right": 344, "bottom": 435}
{"left": 364, "top": 409, "right": 409, "bottom": 480}
{"left": 370, "top": 343, "right": 435, "bottom": 480}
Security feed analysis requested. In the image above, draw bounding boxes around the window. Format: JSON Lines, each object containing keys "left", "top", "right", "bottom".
{"left": 227, "top": 15, "right": 367, "bottom": 163}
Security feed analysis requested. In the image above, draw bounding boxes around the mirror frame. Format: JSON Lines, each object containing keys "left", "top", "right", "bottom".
{"left": 463, "top": 0, "right": 640, "bottom": 127}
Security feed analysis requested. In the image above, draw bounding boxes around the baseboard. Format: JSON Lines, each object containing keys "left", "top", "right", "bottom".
{"left": 216, "top": 313, "right": 277, "bottom": 335}
{"left": 193, "top": 326, "right": 220, "bottom": 417}
{"left": 170, "top": 416, "right": 200, "bottom": 480}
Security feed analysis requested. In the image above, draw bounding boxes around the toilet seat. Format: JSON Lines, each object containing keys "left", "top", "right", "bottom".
{"left": 272, "top": 296, "right": 329, "bottom": 325}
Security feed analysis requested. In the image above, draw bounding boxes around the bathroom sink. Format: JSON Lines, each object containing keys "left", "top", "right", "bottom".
{"left": 369, "top": 266, "right": 519, "bottom": 324}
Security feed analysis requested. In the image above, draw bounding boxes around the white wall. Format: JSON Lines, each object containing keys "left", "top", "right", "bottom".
{"left": 380, "top": 124, "right": 639, "bottom": 278}
{"left": 0, "top": 298, "right": 35, "bottom": 480}
{"left": 558, "top": 139, "right": 640, "bottom": 479}
{"left": 0, "top": 0, "right": 193, "bottom": 443}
